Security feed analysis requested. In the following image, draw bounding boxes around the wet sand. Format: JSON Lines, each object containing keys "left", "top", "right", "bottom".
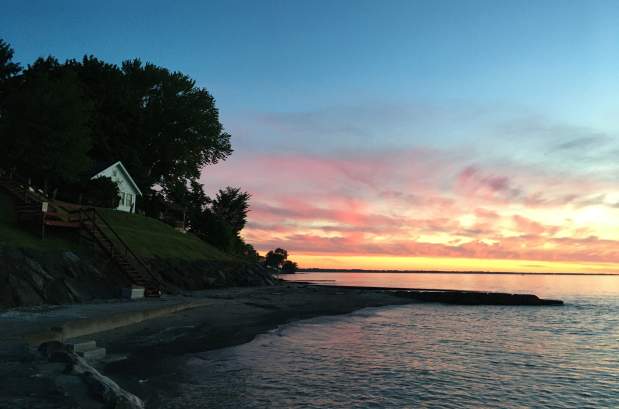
{"left": 93, "top": 284, "right": 415, "bottom": 406}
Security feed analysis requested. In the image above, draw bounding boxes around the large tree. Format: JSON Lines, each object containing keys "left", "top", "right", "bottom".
{"left": 0, "top": 40, "right": 234, "bottom": 209}
{"left": 68, "top": 57, "right": 233, "bottom": 195}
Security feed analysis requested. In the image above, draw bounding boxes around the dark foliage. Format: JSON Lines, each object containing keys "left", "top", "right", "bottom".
{"left": 0, "top": 57, "right": 93, "bottom": 189}
{"left": 210, "top": 187, "right": 250, "bottom": 233}
{"left": 0, "top": 39, "right": 20, "bottom": 82}
{"left": 194, "top": 211, "right": 237, "bottom": 252}
{"left": 0, "top": 39, "right": 233, "bottom": 200}
{"left": 281, "top": 260, "right": 298, "bottom": 274}
{"left": 79, "top": 177, "right": 120, "bottom": 208}
{"left": 265, "top": 248, "right": 288, "bottom": 269}
{"left": 67, "top": 56, "right": 233, "bottom": 194}
{"left": 0, "top": 39, "right": 265, "bottom": 265}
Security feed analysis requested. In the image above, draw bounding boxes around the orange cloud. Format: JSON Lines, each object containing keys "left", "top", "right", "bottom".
{"left": 202, "top": 149, "right": 619, "bottom": 272}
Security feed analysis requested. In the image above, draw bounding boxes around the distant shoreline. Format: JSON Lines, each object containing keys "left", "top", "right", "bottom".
{"left": 298, "top": 269, "right": 619, "bottom": 276}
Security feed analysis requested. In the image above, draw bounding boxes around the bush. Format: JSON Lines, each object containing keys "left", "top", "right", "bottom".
{"left": 265, "top": 248, "right": 288, "bottom": 269}
{"left": 80, "top": 176, "right": 120, "bottom": 208}
{"left": 281, "top": 260, "right": 298, "bottom": 274}
{"left": 197, "top": 211, "right": 237, "bottom": 252}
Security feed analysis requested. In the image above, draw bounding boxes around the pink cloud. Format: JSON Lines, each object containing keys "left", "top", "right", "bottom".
{"left": 201, "top": 148, "right": 619, "bottom": 265}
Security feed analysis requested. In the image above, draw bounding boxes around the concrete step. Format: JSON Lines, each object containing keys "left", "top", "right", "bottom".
{"left": 68, "top": 340, "right": 97, "bottom": 353}
{"left": 79, "top": 347, "right": 107, "bottom": 361}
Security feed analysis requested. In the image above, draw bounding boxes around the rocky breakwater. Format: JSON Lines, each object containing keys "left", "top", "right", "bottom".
{"left": 393, "top": 290, "right": 564, "bottom": 306}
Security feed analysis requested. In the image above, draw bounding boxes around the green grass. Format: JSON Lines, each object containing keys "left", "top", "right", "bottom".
{"left": 0, "top": 191, "right": 234, "bottom": 261}
{"left": 97, "top": 208, "right": 233, "bottom": 261}
{"left": 0, "top": 191, "right": 79, "bottom": 251}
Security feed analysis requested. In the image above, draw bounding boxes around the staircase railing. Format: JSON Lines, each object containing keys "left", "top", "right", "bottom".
{"left": 82, "top": 208, "right": 147, "bottom": 269}
{"left": 0, "top": 172, "right": 48, "bottom": 204}
{"left": 71, "top": 207, "right": 161, "bottom": 295}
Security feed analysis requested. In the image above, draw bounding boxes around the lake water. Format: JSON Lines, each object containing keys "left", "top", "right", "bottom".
{"left": 162, "top": 273, "right": 619, "bottom": 408}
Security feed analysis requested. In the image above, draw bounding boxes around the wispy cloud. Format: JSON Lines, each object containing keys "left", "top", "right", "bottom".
{"left": 205, "top": 98, "right": 619, "bottom": 270}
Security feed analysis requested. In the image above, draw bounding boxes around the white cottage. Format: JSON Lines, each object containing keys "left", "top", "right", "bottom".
{"left": 91, "top": 161, "right": 142, "bottom": 213}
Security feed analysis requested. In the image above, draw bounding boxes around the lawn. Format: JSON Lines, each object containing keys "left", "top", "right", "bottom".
{"left": 0, "top": 191, "right": 233, "bottom": 261}
{"left": 96, "top": 208, "right": 233, "bottom": 261}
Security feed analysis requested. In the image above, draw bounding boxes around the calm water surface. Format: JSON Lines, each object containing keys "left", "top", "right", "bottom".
{"left": 161, "top": 273, "right": 619, "bottom": 408}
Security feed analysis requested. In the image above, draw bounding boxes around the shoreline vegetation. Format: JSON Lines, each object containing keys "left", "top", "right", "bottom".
{"left": 298, "top": 268, "right": 619, "bottom": 276}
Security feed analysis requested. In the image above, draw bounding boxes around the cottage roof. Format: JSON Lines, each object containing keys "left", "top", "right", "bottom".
{"left": 91, "top": 160, "right": 143, "bottom": 196}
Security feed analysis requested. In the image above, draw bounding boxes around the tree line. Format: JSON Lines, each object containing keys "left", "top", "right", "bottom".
{"left": 0, "top": 39, "right": 297, "bottom": 270}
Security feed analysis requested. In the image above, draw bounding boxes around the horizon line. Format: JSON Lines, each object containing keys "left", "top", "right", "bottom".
{"left": 297, "top": 268, "right": 619, "bottom": 276}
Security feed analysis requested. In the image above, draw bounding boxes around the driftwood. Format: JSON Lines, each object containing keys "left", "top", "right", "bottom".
{"left": 40, "top": 341, "right": 144, "bottom": 409}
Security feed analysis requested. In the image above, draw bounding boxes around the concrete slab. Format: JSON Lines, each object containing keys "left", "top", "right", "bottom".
{"left": 3, "top": 298, "right": 210, "bottom": 346}
{"left": 79, "top": 347, "right": 106, "bottom": 361}
{"left": 68, "top": 340, "right": 96, "bottom": 353}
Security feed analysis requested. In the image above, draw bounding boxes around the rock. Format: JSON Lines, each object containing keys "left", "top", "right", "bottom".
{"left": 44, "top": 279, "right": 75, "bottom": 305}
{"left": 0, "top": 244, "right": 279, "bottom": 308}
{"left": 25, "top": 257, "right": 54, "bottom": 280}
{"left": 38, "top": 341, "right": 66, "bottom": 359}
{"left": 62, "top": 251, "right": 80, "bottom": 263}
{"left": 9, "top": 273, "right": 45, "bottom": 306}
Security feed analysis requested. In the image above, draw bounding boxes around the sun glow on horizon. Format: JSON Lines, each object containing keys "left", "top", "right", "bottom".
{"left": 285, "top": 254, "right": 619, "bottom": 274}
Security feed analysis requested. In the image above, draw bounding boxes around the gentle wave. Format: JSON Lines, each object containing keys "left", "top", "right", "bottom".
{"left": 158, "top": 275, "right": 619, "bottom": 408}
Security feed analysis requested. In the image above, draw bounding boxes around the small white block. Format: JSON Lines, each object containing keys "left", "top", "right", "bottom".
{"left": 121, "top": 287, "right": 145, "bottom": 299}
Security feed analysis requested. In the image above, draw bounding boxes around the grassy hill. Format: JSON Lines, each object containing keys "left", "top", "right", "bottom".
{"left": 97, "top": 208, "right": 233, "bottom": 261}
{"left": 0, "top": 191, "right": 233, "bottom": 262}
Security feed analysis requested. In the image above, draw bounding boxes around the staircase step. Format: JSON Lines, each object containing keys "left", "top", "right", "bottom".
{"left": 79, "top": 347, "right": 106, "bottom": 361}
{"left": 68, "top": 340, "right": 97, "bottom": 353}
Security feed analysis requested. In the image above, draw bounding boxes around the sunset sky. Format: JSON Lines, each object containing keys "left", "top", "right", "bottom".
{"left": 3, "top": 1, "right": 619, "bottom": 272}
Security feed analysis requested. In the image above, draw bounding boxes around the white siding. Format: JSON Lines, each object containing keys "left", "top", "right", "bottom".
{"left": 92, "top": 163, "right": 140, "bottom": 213}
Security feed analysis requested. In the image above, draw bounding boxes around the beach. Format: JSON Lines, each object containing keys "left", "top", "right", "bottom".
{"left": 3, "top": 275, "right": 618, "bottom": 408}
{"left": 0, "top": 283, "right": 416, "bottom": 408}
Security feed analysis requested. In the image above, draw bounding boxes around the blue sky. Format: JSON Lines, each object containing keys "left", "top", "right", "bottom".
{"left": 3, "top": 1, "right": 619, "bottom": 270}
{"left": 4, "top": 1, "right": 619, "bottom": 126}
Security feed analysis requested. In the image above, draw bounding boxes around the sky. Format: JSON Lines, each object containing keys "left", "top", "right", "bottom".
{"left": 3, "top": 0, "right": 619, "bottom": 272}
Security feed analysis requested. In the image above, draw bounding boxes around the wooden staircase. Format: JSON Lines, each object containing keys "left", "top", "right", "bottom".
{"left": 0, "top": 176, "right": 76, "bottom": 228}
{"left": 0, "top": 173, "right": 162, "bottom": 297}
{"left": 71, "top": 207, "right": 162, "bottom": 297}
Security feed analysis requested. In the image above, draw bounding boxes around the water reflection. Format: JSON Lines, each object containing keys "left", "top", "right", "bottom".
{"left": 163, "top": 295, "right": 619, "bottom": 409}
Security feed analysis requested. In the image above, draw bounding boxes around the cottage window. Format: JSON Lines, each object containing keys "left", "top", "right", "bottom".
{"left": 125, "top": 193, "right": 133, "bottom": 206}
{"left": 119, "top": 192, "right": 126, "bottom": 206}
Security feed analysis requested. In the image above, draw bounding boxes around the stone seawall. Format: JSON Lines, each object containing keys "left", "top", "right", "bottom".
{"left": 0, "top": 246, "right": 278, "bottom": 309}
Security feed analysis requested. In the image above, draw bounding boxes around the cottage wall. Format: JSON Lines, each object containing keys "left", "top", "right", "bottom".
{"left": 92, "top": 164, "right": 140, "bottom": 213}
